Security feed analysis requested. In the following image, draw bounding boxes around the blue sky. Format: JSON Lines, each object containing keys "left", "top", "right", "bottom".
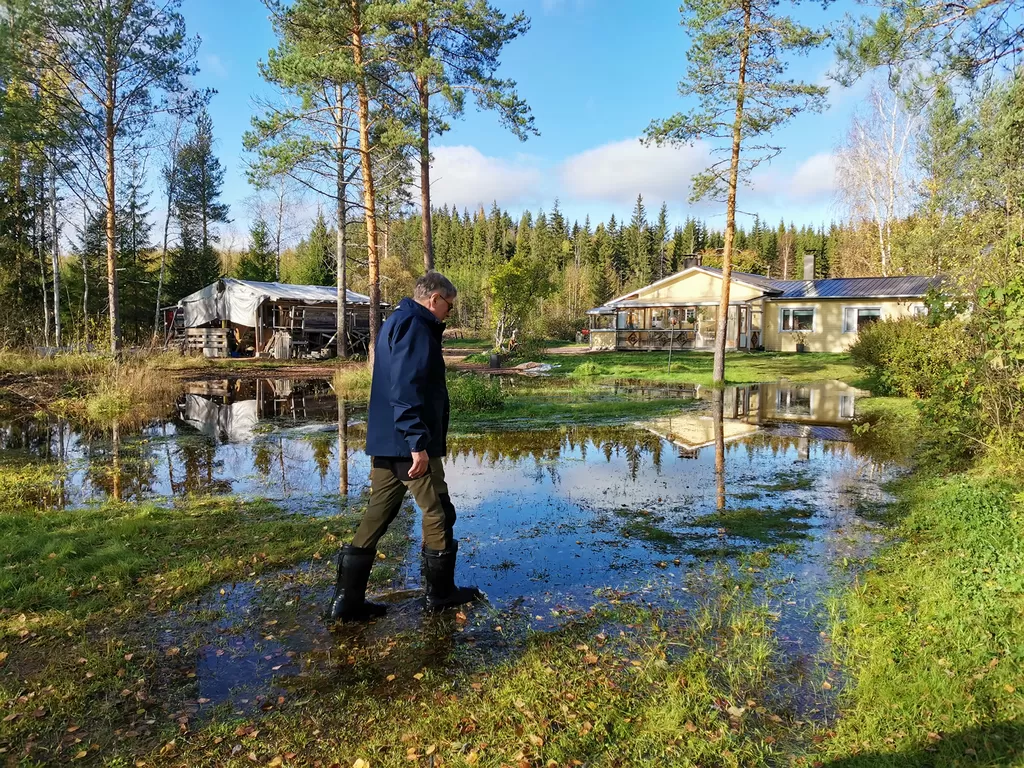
{"left": 181, "top": 0, "right": 873, "bottom": 244}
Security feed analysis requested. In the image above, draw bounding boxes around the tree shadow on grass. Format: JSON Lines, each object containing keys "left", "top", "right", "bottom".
{"left": 817, "top": 721, "right": 1024, "bottom": 767}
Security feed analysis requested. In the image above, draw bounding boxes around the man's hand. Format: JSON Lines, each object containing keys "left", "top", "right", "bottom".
{"left": 408, "top": 450, "right": 429, "bottom": 479}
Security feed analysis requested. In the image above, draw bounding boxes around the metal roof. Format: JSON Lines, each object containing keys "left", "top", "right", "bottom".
{"left": 698, "top": 267, "right": 783, "bottom": 293}
{"left": 588, "top": 271, "right": 939, "bottom": 313}
{"left": 768, "top": 275, "right": 941, "bottom": 300}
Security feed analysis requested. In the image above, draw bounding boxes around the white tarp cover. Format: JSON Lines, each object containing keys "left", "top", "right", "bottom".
{"left": 177, "top": 278, "right": 374, "bottom": 328}
{"left": 181, "top": 394, "right": 259, "bottom": 443}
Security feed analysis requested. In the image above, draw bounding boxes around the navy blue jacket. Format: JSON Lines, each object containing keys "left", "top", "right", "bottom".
{"left": 365, "top": 297, "right": 449, "bottom": 458}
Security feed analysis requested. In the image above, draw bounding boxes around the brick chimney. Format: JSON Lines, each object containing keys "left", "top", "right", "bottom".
{"left": 802, "top": 251, "right": 816, "bottom": 280}
{"left": 681, "top": 253, "right": 702, "bottom": 270}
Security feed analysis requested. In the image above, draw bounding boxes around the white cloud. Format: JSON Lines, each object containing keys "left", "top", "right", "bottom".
{"left": 428, "top": 145, "right": 543, "bottom": 211}
{"left": 558, "top": 137, "right": 712, "bottom": 207}
{"left": 203, "top": 54, "right": 229, "bottom": 79}
{"left": 786, "top": 152, "right": 838, "bottom": 200}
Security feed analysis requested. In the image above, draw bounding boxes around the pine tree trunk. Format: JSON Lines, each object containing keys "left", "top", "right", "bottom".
{"left": 50, "top": 163, "right": 61, "bottom": 348}
{"left": 335, "top": 85, "right": 348, "bottom": 360}
{"left": 417, "top": 69, "right": 434, "bottom": 273}
{"left": 713, "top": 0, "right": 751, "bottom": 385}
{"left": 350, "top": 0, "right": 381, "bottom": 364}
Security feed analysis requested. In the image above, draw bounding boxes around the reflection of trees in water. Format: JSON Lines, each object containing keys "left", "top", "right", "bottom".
{"left": 448, "top": 426, "right": 665, "bottom": 480}
{"left": 0, "top": 415, "right": 66, "bottom": 458}
{"left": 308, "top": 432, "right": 335, "bottom": 484}
{"left": 171, "top": 436, "right": 228, "bottom": 496}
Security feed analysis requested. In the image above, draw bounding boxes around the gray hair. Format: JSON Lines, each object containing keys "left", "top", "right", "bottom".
{"left": 414, "top": 271, "right": 457, "bottom": 300}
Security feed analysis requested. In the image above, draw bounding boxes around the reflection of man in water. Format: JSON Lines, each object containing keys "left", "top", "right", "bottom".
{"left": 327, "top": 271, "right": 482, "bottom": 622}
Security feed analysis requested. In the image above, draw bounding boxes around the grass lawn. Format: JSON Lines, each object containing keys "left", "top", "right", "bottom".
{"left": 553, "top": 350, "right": 860, "bottom": 387}
{"left": 818, "top": 469, "right": 1024, "bottom": 766}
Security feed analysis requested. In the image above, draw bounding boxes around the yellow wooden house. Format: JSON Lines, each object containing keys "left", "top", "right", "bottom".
{"left": 586, "top": 258, "right": 939, "bottom": 354}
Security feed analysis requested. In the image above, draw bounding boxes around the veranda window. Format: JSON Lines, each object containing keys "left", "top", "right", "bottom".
{"left": 780, "top": 308, "right": 815, "bottom": 332}
{"left": 842, "top": 307, "right": 881, "bottom": 333}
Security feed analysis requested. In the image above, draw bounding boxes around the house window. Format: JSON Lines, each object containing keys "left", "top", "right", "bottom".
{"left": 839, "top": 395, "right": 855, "bottom": 420}
{"left": 910, "top": 304, "right": 928, "bottom": 318}
{"left": 780, "top": 307, "right": 815, "bottom": 332}
{"left": 685, "top": 308, "right": 696, "bottom": 323}
{"left": 776, "top": 386, "right": 812, "bottom": 416}
{"left": 842, "top": 307, "right": 881, "bottom": 333}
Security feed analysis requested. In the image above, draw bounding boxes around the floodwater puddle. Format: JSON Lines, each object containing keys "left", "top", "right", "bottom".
{"left": 2, "top": 376, "right": 902, "bottom": 715}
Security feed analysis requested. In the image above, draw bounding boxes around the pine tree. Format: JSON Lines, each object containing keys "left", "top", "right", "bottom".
{"left": 645, "top": 0, "right": 827, "bottom": 382}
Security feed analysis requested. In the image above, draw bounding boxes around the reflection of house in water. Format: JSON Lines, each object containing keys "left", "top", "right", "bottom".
{"left": 644, "top": 379, "right": 868, "bottom": 458}
{"left": 178, "top": 379, "right": 338, "bottom": 443}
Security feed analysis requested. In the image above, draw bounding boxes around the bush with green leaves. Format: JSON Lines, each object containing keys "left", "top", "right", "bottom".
{"left": 923, "top": 280, "right": 1024, "bottom": 464}
{"left": 849, "top": 317, "right": 966, "bottom": 398}
{"left": 446, "top": 373, "right": 507, "bottom": 412}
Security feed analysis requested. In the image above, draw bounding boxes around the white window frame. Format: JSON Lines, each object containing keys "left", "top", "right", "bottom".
{"left": 842, "top": 305, "right": 882, "bottom": 334}
{"left": 910, "top": 303, "right": 928, "bottom": 318}
{"left": 839, "top": 394, "right": 855, "bottom": 420}
{"left": 779, "top": 306, "right": 816, "bottom": 333}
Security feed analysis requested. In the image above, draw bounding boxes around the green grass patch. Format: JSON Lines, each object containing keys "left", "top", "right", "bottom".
{"left": 332, "top": 363, "right": 373, "bottom": 398}
{"left": 531, "top": 350, "right": 859, "bottom": 387}
{"left": 753, "top": 471, "right": 815, "bottom": 493}
{"left": 689, "top": 506, "right": 815, "bottom": 544}
{"left": 820, "top": 472, "right": 1024, "bottom": 766}
{"left": 0, "top": 494, "right": 355, "bottom": 627}
{"left": 447, "top": 373, "right": 507, "bottom": 411}
{"left": 450, "top": 396, "right": 695, "bottom": 432}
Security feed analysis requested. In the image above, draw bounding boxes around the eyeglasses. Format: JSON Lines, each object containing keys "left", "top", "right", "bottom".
{"left": 434, "top": 294, "right": 452, "bottom": 312}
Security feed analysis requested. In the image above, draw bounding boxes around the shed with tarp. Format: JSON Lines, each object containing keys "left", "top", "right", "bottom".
{"left": 166, "top": 278, "right": 385, "bottom": 358}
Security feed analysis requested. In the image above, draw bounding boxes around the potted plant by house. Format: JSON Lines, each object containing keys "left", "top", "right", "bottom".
{"left": 793, "top": 330, "right": 808, "bottom": 353}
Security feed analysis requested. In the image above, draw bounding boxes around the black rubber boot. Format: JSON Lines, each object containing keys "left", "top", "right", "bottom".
{"left": 422, "top": 540, "right": 484, "bottom": 613}
{"left": 327, "top": 545, "right": 388, "bottom": 623}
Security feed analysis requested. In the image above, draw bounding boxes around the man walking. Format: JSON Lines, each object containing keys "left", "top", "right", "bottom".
{"left": 328, "top": 271, "right": 483, "bottom": 622}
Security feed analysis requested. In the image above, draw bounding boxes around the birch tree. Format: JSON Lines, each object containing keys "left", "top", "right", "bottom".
{"left": 835, "top": 85, "right": 919, "bottom": 276}
{"left": 645, "top": 0, "right": 827, "bottom": 383}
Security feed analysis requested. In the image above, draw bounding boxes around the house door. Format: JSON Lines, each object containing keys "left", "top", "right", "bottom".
{"left": 738, "top": 306, "right": 749, "bottom": 349}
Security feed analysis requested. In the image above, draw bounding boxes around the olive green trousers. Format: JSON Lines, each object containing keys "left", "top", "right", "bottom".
{"left": 350, "top": 457, "right": 455, "bottom": 552}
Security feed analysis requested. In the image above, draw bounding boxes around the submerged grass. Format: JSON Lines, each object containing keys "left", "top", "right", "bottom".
{"left": 33, "top": 570, "right": 801, "bottom": 767}
{"left": 689, "top": 506, "right": 815, "bottom": 544}
{"left": 819, "top": 470, "right": 1024, "bottom": 766}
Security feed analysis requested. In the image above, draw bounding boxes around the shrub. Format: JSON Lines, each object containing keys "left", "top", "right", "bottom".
{"left": 849, "top": 318, "right": 967, "bottom": 398}
{"left": 569, "top": 360, "right": 603, "bottom": 378}
{"left": 447, "top": 373, "right": 506, "bottom": 412}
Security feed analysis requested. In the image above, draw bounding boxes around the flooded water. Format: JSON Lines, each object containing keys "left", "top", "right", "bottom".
{"left": 2, "top": 376, "right": 901, "bottom": 713}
